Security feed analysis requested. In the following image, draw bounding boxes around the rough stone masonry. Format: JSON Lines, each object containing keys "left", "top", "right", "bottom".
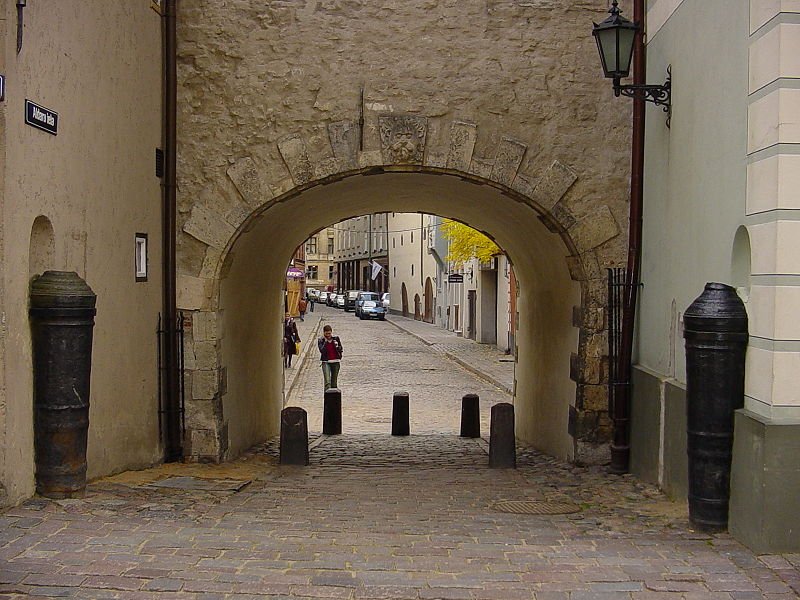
{"left": 174, "top": 0, "right": 633, "bottom": 462}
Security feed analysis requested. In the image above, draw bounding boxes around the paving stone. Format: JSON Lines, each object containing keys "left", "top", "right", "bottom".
{"left": 0, "top": 306, "right": 796, "bottom": 599}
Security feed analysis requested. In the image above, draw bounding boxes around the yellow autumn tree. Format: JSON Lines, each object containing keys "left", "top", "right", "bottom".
{"left": 440, "top": 219, "right": 500, "bottom": 266}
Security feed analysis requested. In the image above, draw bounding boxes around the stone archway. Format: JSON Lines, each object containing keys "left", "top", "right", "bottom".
{"left": 176, "top": 113, "right": 620, "bottom": 466}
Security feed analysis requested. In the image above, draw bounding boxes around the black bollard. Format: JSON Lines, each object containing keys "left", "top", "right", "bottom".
{"left": 684, "top": 283, "right": 748, "bottom": 532}
{"left": 29, "top": 271, "right": 97, "bottom": 499}
{"left": 280, "top": 407, "right": 309, "bottom": 465}
{"left": 460, "top": 394, "right": 481, "bottom": 438}
{"left": 323, "top": 388, "right": 342, "bottom": 435}
{"left": 489, "top": 402, "right": 516, "bottom": 468}
{"left": 391, "top": 391, "right": 410, "bottom": 436}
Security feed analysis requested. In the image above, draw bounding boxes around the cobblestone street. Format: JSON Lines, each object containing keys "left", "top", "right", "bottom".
{"left": 0, "top": 305, "right": 798, "bottom": 599}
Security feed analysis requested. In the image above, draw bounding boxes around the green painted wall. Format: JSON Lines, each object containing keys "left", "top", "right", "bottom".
{"left": 638, "top": 0, "right": 749, "bottom": 381}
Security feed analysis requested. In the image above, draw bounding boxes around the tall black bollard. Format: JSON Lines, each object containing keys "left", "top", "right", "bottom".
{"left": 392, "top": 391, "right": 410, "bottom": 436}
{"left": 684, "top": 283, "right": 748, "bottom": 532}
{"left": 280, "top": 407, "right": 309, "bottom": 465}
{"left": 489, "top": 402, "right": 516, "bottom": 468}
{"left": 460, "top": 394, "right": 481, "bottom": 438}
{"left": 323, "top": 388, "right": 342, "bottom": 435}
{"left": 29, "top": 271, "right": 97, "bottom": 499}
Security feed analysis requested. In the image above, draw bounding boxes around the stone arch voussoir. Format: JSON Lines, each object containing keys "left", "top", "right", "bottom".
{"left": 177, "top": 113, "right": 620, "bottom": 463}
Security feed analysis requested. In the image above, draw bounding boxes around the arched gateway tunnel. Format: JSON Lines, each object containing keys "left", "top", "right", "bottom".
{"left": 175, "top": 1, "right": 631, "bottom": 466}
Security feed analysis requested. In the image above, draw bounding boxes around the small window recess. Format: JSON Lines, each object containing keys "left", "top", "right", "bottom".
{"left": 135, "top": 233, "right": 148, "bottom": 282}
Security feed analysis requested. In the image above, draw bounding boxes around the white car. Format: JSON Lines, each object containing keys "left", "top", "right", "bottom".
{"left": 318, "top": 291, "right": 329, "bottom": 304}
{"left": 335, "top": 294, "right": 346, "bottom": 309}
{"left": 381, "top": 292, "right": 390, "bottom": 309}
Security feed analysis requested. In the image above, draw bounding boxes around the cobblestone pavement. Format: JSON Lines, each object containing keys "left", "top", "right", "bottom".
{"left": 383, "top": 315, "right": 515, "bottom": 395}
{"left": 0, "top": 305, "right": 798, "bottom": 599}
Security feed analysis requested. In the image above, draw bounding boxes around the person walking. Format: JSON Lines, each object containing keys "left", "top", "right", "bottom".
{"left": 283, "top": 313, "right": 300, "bottom": 368}
{"left": 318, "top": 324, "right": 343, "bottom": 390}
{"left": 308, "top": 292, "right": 315, "bottom": 312}
{"left": 298, "top": 297, "right": 307, "bottom": 321}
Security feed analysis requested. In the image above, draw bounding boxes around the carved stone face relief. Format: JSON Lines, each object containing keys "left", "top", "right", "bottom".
{"left": 379, "top": 115, "right": 428, "bottom": 164}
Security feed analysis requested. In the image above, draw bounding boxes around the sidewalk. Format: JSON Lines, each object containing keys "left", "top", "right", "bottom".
{"left": 283, "top": 311, "right": 323, "bottom": 397}
{"left": 386, "top": 314, "right": 515, "bottom": 395}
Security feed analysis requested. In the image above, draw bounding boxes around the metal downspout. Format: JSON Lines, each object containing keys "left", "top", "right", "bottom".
{"left": 162, "top": 0, "right": 182, "bottom": 462}
{"left": 610, "top": 0, "right": 646, "bottom": 474}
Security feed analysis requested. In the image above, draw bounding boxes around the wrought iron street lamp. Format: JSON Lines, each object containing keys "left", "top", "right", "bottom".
{"left": 592, "top": 0, "right": 671, "bottom": 121}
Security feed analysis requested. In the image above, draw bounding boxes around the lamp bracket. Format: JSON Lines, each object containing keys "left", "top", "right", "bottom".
{"left": 613, "top": 66, "right": 672, "bottom": 127}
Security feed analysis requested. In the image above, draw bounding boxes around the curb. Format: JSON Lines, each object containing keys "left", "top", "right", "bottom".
{"left": 386, "top": 317, "right": 513, "bottom": 396}
{"left": 285, "top": 315, "right": 323, "bottom": 401}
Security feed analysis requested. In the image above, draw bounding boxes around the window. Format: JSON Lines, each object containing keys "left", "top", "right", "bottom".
{"left": 401, "top": 234, "right": 404, "bottom": 246}
{"left": 327, "top": 237, "right": 334, "bottom": 254}
{"left": 392, "top": 236, "right": 396, "bottom": 249}
{"left": 329, "top": 265, "right": 335, "bottom": 279}
{"left": 411, "top": 231, "right": 414, "bottom": 243}
{"left": 411, "top": 264, "right": 414, "bottom": 276}
{"left": 135, "top": 233, "right": 148, "bottom": 282}
{"left": 422, "top": 227, "right": 426, "bottom": 240}
{"left": 307, "top": 265, "right": 318, "bottom": 279}
{"left": 306, "top": 236, "right": 318, "bottom": 255}
{"left": 393, "top": 267, "right": 396, "bottom": 277}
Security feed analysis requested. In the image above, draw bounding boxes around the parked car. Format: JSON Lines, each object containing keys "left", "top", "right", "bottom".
{"left": 357, "top": 292, "right": 386, "bottom": 320}
{"left": 335, "top": 293, "right": 346, "bottom": 309}
{"left": 345, "top": 290, "right": 362, "bottom": 312}
{"left": 326, "top": 291, "right": 338, "bottom": 306}
{"left": 355, "top": 291, "right": 380, "bottom": 317}
{"left": 318, "top": 291, "right": 329, "bottom": 304}
{"left": 381, "top": 292, "right": 390, "bottom": 309}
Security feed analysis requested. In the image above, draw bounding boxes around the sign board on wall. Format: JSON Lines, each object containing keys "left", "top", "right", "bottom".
{"left": 447, "top": 273, "right": 464, "bottom": 283}
{"left": 25, "top": 100, "right": 58, "bottom": 135}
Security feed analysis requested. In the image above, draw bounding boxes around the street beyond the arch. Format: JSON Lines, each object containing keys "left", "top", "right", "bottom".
{"left": 0, "top": 305, "right": 797, "bottom": 599}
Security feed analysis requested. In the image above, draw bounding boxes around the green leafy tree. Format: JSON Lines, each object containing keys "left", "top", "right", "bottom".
{"left": 441, "top": 219, "right": 500, "bottom": 266}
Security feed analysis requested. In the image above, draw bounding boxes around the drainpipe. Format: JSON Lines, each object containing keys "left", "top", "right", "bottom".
{"left": 610, "top": 0, "right": 646, "bottom": 474}
{"left": 162, "top": 0, "right": 182, "bottom": 462}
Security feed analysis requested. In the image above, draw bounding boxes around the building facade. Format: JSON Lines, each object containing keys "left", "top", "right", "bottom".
{"left": 631, "top": 0, "right": 800, "bottom": 552}
{"left": 304, "top": 227, "right": 336, "bottom": 293}
{"left": 387, "top": 213, "right": 437, "bottom": 320}
{"left": 333, "top": 214, "right": 389, "bottom": 294}
{"left": 0, "top": 2, "right": 165, "bottom": 504}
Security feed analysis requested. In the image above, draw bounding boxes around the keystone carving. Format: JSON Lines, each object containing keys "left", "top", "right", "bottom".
{"left": 447, "top": 121, "right": 478, "bottom": 171}
{"left": 227, "top": 157, "right": 273, "bottom": 208}
{"left": 491, "top": 137, "right": 527, "bottom": 187}
{"left": 277, "top": 133, "right": 314, "bottom": 184}
{"left": 379, "top": 115, "right": 428, "bottom": 164}
{"left": 328, "top": 120, "right": 359, "bottom": 167}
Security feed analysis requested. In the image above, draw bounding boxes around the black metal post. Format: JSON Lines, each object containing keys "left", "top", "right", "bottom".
{"left": 280, "top": 407, "right": 309, "bottom": 465}
{"left": 392, "top": 391, "right": 410, "bottom": 436}
{"left": 29, "top": 271, "right": 97, "bottom": 498}
{"left": 460, "top": 394, "right": 481, "bottom": 438}
{"left": 489, "top": 403, "right": 516, "bottom": 469}
{"left": 323, "top": 388, "right": 342, "bottom": 435}
{"left": 683, "top": 283, "right": 748, "bottom": 532}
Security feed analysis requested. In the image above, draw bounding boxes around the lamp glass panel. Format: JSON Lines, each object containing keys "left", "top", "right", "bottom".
{"left": 617, "top": 27, "right": 636, "bottom": 76}
{"left": 596, "top": 28, "right": 619, "bottom": 76}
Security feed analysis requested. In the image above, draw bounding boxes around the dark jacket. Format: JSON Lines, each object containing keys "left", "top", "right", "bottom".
{"left": 317, "top": 336, "right": 343, "bottom": 362}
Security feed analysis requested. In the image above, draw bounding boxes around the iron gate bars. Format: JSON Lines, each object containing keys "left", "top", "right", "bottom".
{"left": 607, "top": 268, "right": 630, "bottom": 472}
{"left": 157, "top": 312, "right": 185, "bottom": 453}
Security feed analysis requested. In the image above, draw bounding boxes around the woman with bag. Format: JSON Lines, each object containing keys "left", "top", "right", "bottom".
{"left": 317, "top": 324, "right": 343, "bottom": 390}
{"left": 283, "top": 313, "right": 300, "bottom": 368}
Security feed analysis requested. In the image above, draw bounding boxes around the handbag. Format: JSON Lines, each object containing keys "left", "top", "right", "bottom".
{"left": 295, "top": 341, "right": 301, "bottom": 354}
